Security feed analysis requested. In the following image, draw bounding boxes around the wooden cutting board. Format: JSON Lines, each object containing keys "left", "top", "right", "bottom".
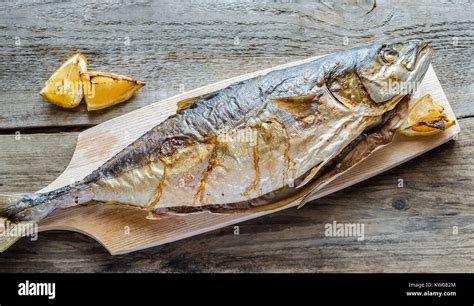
{"left": 36, "top": 57, "right": 460, "bottom": 255}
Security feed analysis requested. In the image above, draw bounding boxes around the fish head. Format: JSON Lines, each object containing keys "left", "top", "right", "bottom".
{"left": 356, "top": 39, "right": 433, "bottom": 103}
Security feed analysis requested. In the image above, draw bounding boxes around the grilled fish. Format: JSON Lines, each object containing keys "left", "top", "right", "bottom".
{"left": 0, "top": 39, "right": 432, "bottom": 249}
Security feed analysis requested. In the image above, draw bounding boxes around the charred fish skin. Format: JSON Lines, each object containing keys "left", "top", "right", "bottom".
{"left": 0, "top": 40, "right": 432, "bottom": 226}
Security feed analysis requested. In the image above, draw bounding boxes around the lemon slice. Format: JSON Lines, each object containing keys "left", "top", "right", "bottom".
{"left": 399, "top": 94, "right": 455, "bottom": 137}
{"left": 40, "top": 53, "right": 88, "bottom": 108}
{"left": 81, "top": 72, "right": 144, "bottom": 111}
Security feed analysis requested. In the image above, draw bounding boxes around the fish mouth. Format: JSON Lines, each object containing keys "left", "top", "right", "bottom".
{"left": 416, "top": 43, "right": 432, "bottom": 66}
{"left": 404, "top": 42, "right": 431, "bottom": 71}
{"left": 406, "top": 43, "right": 432, "bottom": 84}
{"left": 416, "top": 42, "right": 429, "bottom": 56}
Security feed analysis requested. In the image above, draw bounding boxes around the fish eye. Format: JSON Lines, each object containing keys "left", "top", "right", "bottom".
{"left": 380, "top": 47, "right": 399, "bottom": 64}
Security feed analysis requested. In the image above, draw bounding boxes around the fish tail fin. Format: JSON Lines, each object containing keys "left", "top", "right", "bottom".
{"left": 0, "top": 193, "right": 27, "bottom": 252}
{"left": 0, "top": 184, "right": 92, "bottom": 252}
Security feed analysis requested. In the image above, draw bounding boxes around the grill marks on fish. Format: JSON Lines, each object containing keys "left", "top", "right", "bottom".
{"left": 146, "top": 161, "right": 167, "bottom": 209}
{"left": 193, "top": 141, "right": 221, "bottom": 206}
{"left": 283, "top": 127, "right": 293, "bottom": 187}
{"left": 267, "top": 117, "right": 293, "bottom": 187}
{"left": 243, "top": 137, "right": 261, "bottom": 197}
{"left": 169, "top": 114, "right": 294, "bottom": 206}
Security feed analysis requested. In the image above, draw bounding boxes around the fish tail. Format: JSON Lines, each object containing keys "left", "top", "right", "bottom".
{"left": 0, "top": 183, "right": 92, "bottom": 252}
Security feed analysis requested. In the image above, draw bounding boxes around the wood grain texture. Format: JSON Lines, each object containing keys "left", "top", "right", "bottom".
{"left": 0, "top": 118, "right": 472, "bottom": 272}
{"left": 0, "top": 0, "right": 473, "bottom": 129}
{"left": 0, "top": 133, "right": 78, "bottom": 192}
{"left": 0, "top": 0, "right": 473, "bottom": 272}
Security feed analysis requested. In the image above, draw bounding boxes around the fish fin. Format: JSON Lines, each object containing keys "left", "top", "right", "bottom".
{"left": 0, "top": 193, "right": 41, "bottom": 252}
{"left": 176, "top": 91, "right": 223, "bottom": 113}
{"left": 271, "top": 94, "right": 317, "bottom": 104}
{"left": 296, "top": 166, "right": 322, "bottom": 189}
{"left": 0, "top": 194, "right": 24, "bottom": 251}
{"left": 176, "top": 97, "right": 200, "bottom": 113}
{"left": 296, "top": 152, "right": 336, "bottom": 189}
{"left": 271, "top": 94, "right": 319, "bottom": 115}
{"left": 0, "top": 186, "right": 87, "bottom": 252}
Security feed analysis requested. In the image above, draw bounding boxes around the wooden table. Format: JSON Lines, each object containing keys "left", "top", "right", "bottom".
{"left": 0, "top": 1, "right": 473, "bottom": 272}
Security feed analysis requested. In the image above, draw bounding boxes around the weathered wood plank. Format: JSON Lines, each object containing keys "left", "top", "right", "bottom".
{"left": 0, "top": 132, "right": 78, "bottom": 192}
{"left": 0, "top": 117, "right": 472, "bottom": 272}
{"left": 0, "top": 0, "right": 473, "bottom": 129}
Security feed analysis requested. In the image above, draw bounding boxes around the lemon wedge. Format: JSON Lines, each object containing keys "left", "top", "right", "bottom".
{"left": 81, "top": 72, "right": 145, "bottom": 111}
{"left": 40, "top": 53, "right": 88, "bottom": 108}
{"left": 398, "top": 94, "right": 455, "bottom": 137}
